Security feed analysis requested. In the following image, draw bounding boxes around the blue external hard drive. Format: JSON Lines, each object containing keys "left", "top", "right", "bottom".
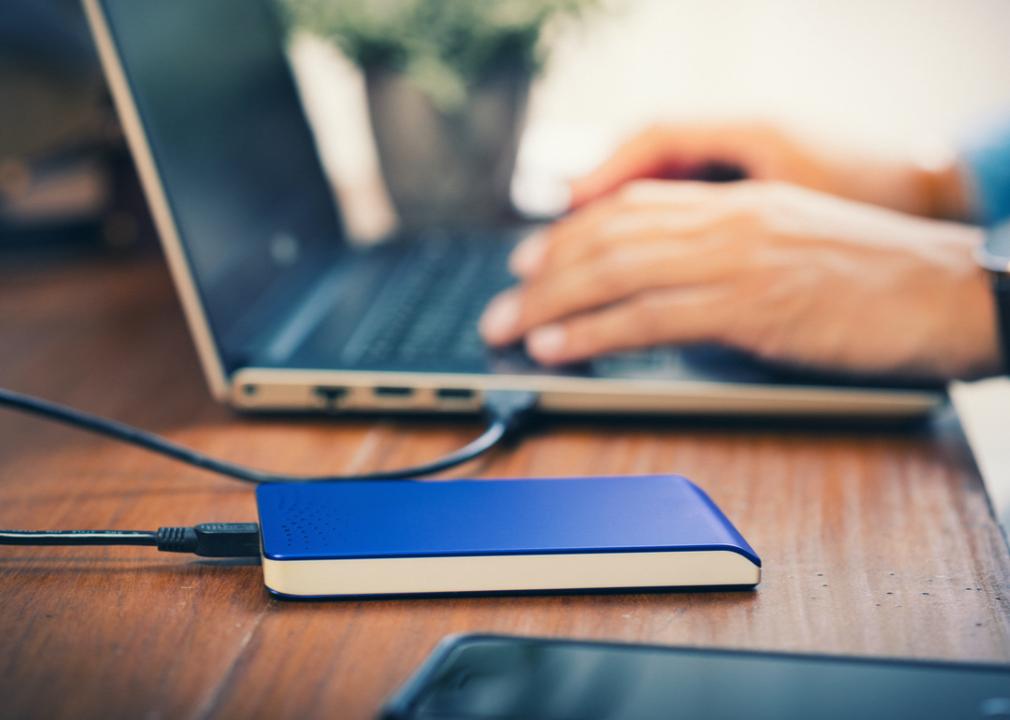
{"left": 255, "top": 475, "right": 761, "bottom": 598}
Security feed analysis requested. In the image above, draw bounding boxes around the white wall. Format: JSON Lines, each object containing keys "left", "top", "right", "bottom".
{"left": 529, "top": 0, "right": 1010, "bottom": 169}
{"left": 533, "top": 0, "right": 1010, "bottom": 153}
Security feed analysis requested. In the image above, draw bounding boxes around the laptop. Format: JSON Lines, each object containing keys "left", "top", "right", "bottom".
{"left": 83, "top": 0, "right": 944, "bottom": 418}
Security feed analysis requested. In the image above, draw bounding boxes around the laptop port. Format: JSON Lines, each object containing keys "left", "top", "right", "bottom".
{"left": 435, "top": 388, "right": 475, "bottom": 401}
{"left": 373, "top": 386, "right": 414, "bottom": 398}
{"left": 314, "top": 386, "right": 348, "bottom": 404}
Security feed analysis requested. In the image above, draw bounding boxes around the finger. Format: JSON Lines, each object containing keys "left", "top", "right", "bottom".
{"left": 568, "top": 129, "right": 670, "bottom": 209}
{"left": 568, "top": 124, "right": 751, "bottom": 208}
{"left": 510, "top": 196, "right": 623, "bottom": 277}
{"left": 512, "top": 181, "right": 740, "bottom": 278}
{"left": 508, "top": 231, "right": 550, "bottom": 277}
{"left": 525, "top": 285, "right": 730, "bottom": 365}
{"left": 536, "top": 203, "right": 739, "bottom": 277}
{"left": 483, "top": 237, "right": 736, "bottom": 345}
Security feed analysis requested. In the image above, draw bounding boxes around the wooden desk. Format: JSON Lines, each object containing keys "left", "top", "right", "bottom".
{"left": 1, "top": 250, "right": 1008, "bottom": 719}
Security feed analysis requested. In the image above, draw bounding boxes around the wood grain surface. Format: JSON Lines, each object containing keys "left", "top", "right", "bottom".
{"left": 1, "top": 249, "right": 1008, "bottom": 720}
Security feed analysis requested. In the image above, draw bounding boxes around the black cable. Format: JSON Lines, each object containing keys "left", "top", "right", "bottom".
{"left": 0, "top": 523, "right": 261, "bottom": 557}
{"left": 0, "top": 387, "right": 538, "bottom": 484}
{"left": 0, "top": 388, "right": 537, "bottom": 557}
{"left": 0, "top": 529, "right": 156, "bottom": 547}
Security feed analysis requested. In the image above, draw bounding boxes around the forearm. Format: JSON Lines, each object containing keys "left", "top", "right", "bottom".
{"left": 823, "top": 152, "right": 973, "bottom": 223}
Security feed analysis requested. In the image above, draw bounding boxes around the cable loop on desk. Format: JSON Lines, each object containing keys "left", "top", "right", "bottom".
{"left": 0, "top": 387, "right": 535, "bottom": 484}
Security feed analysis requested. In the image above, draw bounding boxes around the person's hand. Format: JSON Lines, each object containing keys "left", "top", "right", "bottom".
{"left": 479, "top": 180, "right": 1000, "bottom": 379}
{"left": 568, "top": 122, "right": 971, "bottom": 221}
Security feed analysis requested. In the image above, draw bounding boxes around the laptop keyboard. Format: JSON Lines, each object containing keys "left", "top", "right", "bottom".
{"left": 339, "top": 232, "right": 517, "bottom": 366}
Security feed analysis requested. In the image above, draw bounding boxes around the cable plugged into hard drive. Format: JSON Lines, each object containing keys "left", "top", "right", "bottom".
{"left": 0, "top": 385, "right": 762, "bottom": 597}
{"left": 0, "top": 386, "right": 538, "bottom": 559}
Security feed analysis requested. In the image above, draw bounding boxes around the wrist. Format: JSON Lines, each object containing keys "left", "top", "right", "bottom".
{"left": 963, "top": 265, "right": 1005, "bottom": 378}
{"left": 927, "top": 226, "right": 1003, "bottom": 379}
{"left": 951, "top": 225, "right": 1004, "bottom": 378}
{"left": 826, "top": 151, "right": 966, "bottom": 220}
{"left": 977, "top": 222, "right": 1010, "bottom": 376}
{"left": 918, "top": 159, "right": 974, "bottom": 222}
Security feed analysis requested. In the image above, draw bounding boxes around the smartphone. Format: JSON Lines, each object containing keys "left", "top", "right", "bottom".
{"left": 380, "top": 634, "right": 1010, "bottom": 720}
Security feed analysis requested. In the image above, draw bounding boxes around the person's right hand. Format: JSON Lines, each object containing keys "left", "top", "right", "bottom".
{"left": 482, "top": 180, "right": 1000, "bottom": 380}
{"left": 568, "top": 122, "right": 971, "bottom": 221}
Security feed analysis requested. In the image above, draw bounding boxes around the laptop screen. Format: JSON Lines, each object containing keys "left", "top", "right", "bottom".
{"left": 101, "top": 0, "right": 345, "bottom": 363}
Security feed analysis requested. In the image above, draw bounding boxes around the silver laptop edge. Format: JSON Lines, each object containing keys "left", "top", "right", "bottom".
{"left": 84, "top": 0, "right": 230, "bottom": 399}
{"left": 83, "top": 0, "right": 943, "bottom": 418}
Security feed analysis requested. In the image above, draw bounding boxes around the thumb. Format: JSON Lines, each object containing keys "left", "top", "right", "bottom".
{"left": 569, "top": 126, "right": 676, "bottom": 209}
{"left": 569, "top": 123, "right": 759, "bottom": 209}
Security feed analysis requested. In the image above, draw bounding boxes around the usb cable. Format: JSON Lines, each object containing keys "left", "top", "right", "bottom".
{"left": 0, "top": 387, "right": 538, "bottom": 484}
{"left": 0, "top": 523, "right": 261, "bottom": 557}
{"left": 0, "top": 386, "right": 538, "bottom": 554}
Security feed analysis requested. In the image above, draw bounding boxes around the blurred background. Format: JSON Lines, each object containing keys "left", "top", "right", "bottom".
{"left": 3, "top": 0, "right": 1010, "bottom": 248}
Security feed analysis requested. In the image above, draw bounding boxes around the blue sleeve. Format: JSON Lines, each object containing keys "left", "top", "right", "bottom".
{"left": 963, "top": 119, "right": 1010, "bottom": 226}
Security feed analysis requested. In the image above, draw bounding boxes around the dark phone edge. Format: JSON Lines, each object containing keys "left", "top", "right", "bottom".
{"left": 377, "top": 632, "right": 1010, "bottom": 720}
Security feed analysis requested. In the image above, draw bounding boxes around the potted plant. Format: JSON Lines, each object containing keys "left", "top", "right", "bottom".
{"left": 284, "top": 0, "right": 597, "bottom": 230}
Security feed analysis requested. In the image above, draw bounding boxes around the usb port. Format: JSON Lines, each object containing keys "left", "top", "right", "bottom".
{"left": 435, "top": 388, "right": 475, "bottom": 401}
{"left": 373, "top": 386, "right": 414, "bottom": 398}
{"left": 314, "top": 386, "right": 348, "bottom": 403}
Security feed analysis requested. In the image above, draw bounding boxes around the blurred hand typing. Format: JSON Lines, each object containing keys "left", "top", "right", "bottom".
{"left": 480, "top": 123, "right": 1000, "bottom": 379}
